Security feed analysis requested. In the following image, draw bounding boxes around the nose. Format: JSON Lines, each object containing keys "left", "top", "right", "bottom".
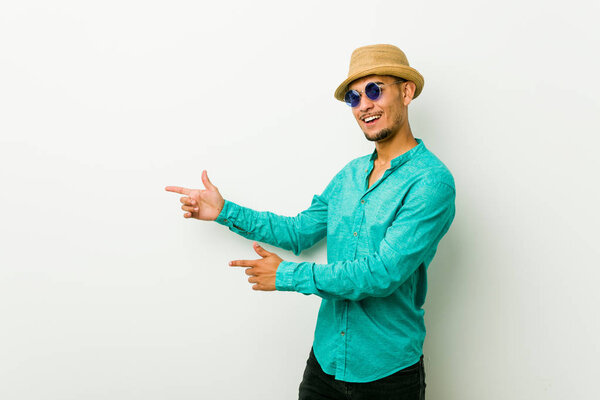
{"left": 358, "top": 94, "right": 374, "bottom": 112}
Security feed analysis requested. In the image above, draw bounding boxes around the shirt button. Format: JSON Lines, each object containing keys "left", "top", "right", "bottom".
{"left": 341, "top": 331, "right": 345, "bottom": 336}
{"left": 360, "top": 199, "right": 365, "bottom": 204}
{"left": 224, "top": 219, "right": 228, "bottom": 222}
{"left": 353, "top": 232, "right": 357, "bottom": 237}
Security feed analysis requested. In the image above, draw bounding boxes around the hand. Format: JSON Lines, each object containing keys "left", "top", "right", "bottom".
{"left": 229, "top": 242, "right": 283, "bottom": 291}
{"left": 165, "top": 170, "right": 225, "bottom": 221}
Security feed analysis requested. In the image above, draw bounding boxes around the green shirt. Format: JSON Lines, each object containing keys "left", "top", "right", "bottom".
{"left": 215, "top": 138, "right": 456, "bottom": 382}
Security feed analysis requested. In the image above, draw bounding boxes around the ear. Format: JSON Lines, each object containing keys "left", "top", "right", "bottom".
{"left": 402, "top": 81, "right": 416, "bottom": 106}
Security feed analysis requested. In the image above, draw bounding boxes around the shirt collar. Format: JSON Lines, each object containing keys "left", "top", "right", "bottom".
{"left": 369, "top": 138, "right": 425, "bottom": 169}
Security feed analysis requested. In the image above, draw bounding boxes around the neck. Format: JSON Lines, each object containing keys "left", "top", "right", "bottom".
{"left": 373, "top": 125, "right": 418, "bottom": 167}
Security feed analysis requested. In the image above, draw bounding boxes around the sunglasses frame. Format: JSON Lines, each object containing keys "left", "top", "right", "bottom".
{"left": 344, "top": 79, "right": 407, "bottom": 107}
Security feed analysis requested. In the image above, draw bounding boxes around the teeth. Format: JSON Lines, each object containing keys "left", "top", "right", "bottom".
{"left": 364, "top": 115, "right": 381, "bottom": 122}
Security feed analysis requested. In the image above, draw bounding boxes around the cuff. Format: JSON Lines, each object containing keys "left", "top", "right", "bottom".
{"left": 215, "top": 199, "right": 237, "bottom": 225}
{"left": 276, "top": 260, "right": 298, "bottom": 291}
{"left": 214, "top": 199, "right": 251, "bottom": 234}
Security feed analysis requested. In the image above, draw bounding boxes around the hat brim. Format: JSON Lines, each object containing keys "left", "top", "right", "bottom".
{"left": 334, "top": 65, "right": 424, "bottom": 102}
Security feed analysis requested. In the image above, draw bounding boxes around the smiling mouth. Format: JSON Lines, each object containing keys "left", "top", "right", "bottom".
{"left": 362, "top": 114, "right": 382, "bottom": 125}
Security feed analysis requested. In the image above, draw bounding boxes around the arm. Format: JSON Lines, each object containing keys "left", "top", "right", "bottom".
{"left": 275, "top": 180, "right": 456, "bottom": 301}
{"left": 166, "top": 169, "right": 341, "bottom": 256}
{"left": 213, "top": 171, "right": 341, "bottom": 256}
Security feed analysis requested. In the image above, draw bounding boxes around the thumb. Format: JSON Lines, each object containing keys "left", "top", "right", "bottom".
{"left": 202, "top": 170, "right": 217, "bottom": 190}
{"left": 253, "top": 242, "right": 271, "bottom": 258}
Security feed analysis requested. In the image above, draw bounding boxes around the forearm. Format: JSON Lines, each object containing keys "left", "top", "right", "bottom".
{"left": 214, "top": 198, "right": 327, "bottom": 256}
{"left": 275, "top": 247, "right": 426, "bottom": 301}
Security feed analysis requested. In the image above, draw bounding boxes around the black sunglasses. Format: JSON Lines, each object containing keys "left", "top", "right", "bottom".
{"left": 344, "top": 79, "right": 406, "bottom": 107}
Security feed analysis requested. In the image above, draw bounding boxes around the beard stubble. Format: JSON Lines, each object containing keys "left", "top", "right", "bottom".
{"left": 364, "top": 128, "right": 394, "bottom": 142}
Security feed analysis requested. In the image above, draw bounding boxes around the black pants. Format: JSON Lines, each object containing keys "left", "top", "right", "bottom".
{"left": 298, "top": 348, "right": 425, "bottom": 400}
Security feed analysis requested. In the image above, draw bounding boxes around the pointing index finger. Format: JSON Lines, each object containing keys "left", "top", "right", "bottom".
{"left": 165, "top": 186, "right": 191, "bottom": 195}
{"left": 229, "top": 260, "right": 252, "bottom": 267}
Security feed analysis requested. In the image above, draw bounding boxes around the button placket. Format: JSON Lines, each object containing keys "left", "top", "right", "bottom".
{"left": 336, "top": 300, "right": 349, "bottom": 379}
{"left": 350, "top": 203, "right": 366, "bottom": 259}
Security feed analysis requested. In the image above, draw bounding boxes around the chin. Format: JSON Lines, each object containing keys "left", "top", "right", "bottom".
{"left": 364, "top": 128, "right": 394, "bottom": 142}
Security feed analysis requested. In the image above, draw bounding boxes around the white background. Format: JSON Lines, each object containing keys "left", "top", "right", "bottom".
{"left": 1, "top": 1, "right": 599, "bottom": 399}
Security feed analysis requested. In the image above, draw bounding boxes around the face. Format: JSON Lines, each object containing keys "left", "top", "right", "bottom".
{"left": 348, "top": 75, "right": 412, "bottom": 143}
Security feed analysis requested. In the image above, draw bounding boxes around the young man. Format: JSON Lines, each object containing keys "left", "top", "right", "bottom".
{"left": 166, "top": 44, "right": 455, "bottom": 400}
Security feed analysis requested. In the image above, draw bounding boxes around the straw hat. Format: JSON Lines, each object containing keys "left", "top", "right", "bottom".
{"left": 334, "top": 44, "right": 424, "bottom": 101}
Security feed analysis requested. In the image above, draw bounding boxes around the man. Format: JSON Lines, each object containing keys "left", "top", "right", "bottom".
{"left": 166, "top": 44, "right": 455, "bottom": 400}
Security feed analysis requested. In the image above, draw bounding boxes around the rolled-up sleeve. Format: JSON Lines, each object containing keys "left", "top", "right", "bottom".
{"left": 275, "top": 180, "right": 456, "bottom": 299}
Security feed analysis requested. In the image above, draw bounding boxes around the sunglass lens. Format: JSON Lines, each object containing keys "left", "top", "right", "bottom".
{"left": 365, "top": 82, "right": 381, "bottom": 101}
{"left": 344, "top": 90, "right": 361, "bottom": 107}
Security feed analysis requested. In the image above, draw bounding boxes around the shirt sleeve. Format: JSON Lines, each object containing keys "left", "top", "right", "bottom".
{"left": 275, "top": 180, "right": 456, "bottom": 300}
{"left": 214, "top": 170, "right": 341, "bottom": 256}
